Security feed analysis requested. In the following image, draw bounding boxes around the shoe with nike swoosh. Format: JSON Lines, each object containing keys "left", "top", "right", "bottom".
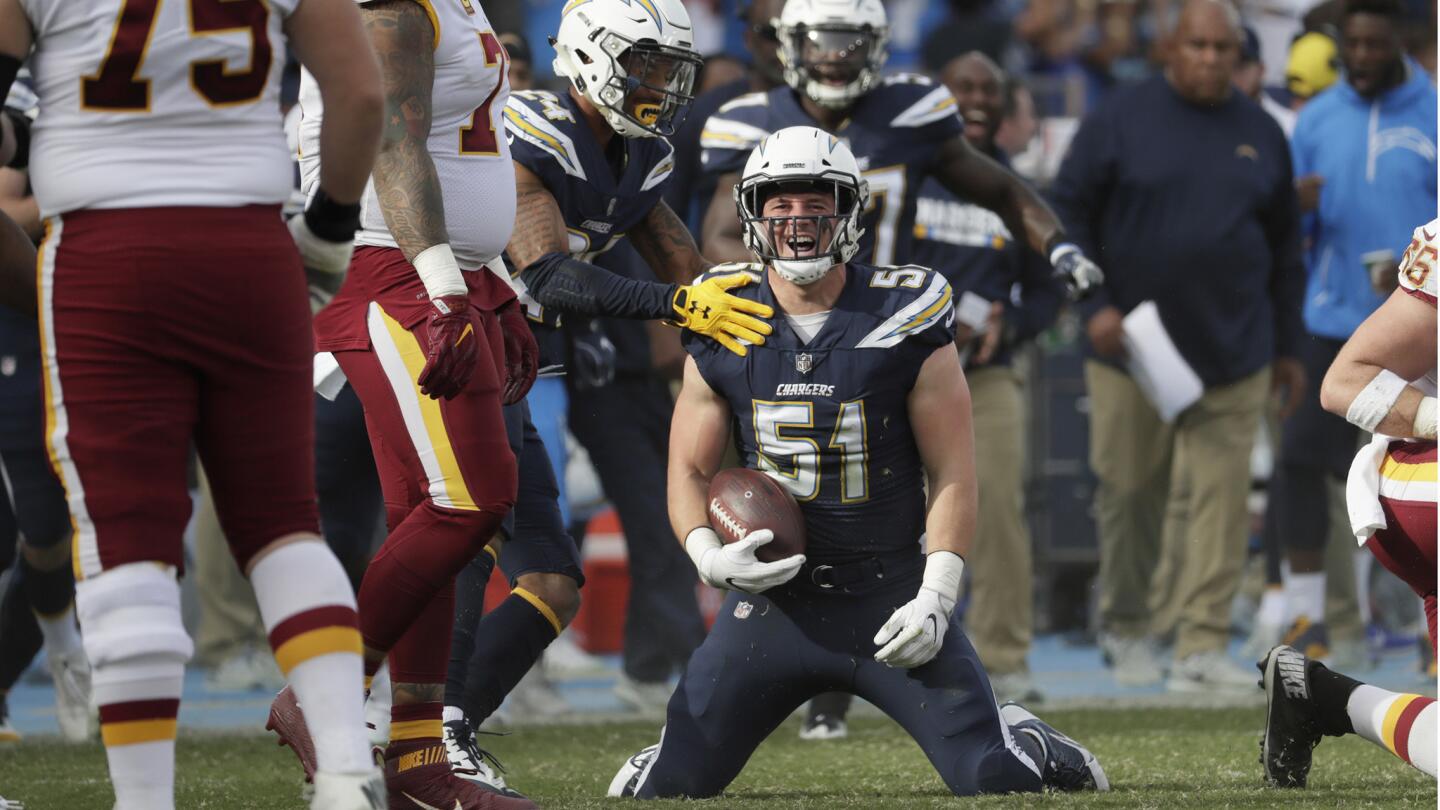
{"left": 384, "top": 740, "right": 537, "bottom": 809}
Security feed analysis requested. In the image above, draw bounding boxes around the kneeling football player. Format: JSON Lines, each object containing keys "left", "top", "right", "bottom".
{"left": 608, "top": 127, "right": 1108, "bottom": 799}
{"left": 1258, "top": 218, "right": 1438, "bottom": 787}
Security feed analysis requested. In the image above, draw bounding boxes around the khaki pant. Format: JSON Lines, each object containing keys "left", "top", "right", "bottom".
{"left": 1087, "top": 361, "right": 1270, "bottom": 659}
{"left": 961, "top": 367, "right": 1032, "bottom": 675}
{"left": 192, "top": 467, "right": 266, "bottom": 666}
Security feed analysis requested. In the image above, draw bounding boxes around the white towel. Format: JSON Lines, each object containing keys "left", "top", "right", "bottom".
{"left": 1346, "top": 433, "right": 1392, "bottom": 546}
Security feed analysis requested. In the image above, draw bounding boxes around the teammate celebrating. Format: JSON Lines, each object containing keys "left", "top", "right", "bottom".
{"left": 0, "top": 0, "right": 386, "bottom": 807}
{"left": 1258, "top": 218, "right": 1438, "bottom": 786}
{"left": 698, "top": 0, "right": 1102, "bottom": 294}
{"left": 268, "top": 1, "right": 539, "bottom": 808}
{"left": 608, "top": 127, "right": 1107, "bottom": 799}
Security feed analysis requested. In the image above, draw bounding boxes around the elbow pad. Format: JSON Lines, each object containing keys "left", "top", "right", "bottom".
{"left": 521, "top": 251, "right": 676, "bottom": 320}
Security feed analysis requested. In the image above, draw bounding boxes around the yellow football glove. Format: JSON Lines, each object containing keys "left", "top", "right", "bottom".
{"left": 670, "top": 270, "right": 774, "bottom": 357}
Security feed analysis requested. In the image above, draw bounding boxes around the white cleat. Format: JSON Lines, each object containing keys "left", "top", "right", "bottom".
{"left": 47, "top": 649, "right": 96, "bottom": 742}
{"left": 310, "top": 769, "right": 385, "bottom": 810}
{"left": 607, "top": 744, "right": 659, "bottom": 798}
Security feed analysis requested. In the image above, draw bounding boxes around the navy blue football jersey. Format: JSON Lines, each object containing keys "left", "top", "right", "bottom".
{"left": 503, "top": 88, "right": 676, "bottom": 326}
{"left": 682, "top": 263, "right": 956, "bottom": 563}
{"left": 699, "top": 76, "right": 963, "bottom": 268}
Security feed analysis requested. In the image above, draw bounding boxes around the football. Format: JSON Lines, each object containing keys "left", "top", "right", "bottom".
{"left": 706, "top": 467, "right": 807, "bottom": 563}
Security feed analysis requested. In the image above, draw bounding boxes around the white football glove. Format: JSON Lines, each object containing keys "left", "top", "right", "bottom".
{"left": 684, "top": 527, "right": 805, "bottom": 594}
{"left": 1049, "top": 242, "right": 1104, "bottom": 299}
{"left": 873, "top": 551, "right": 965, "bottom": 669}
{"left": 289, "top": 214, "right": 353, "bottom": 311}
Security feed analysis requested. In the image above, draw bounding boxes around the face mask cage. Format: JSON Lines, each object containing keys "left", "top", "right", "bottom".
{"left": 737, "top": 177, "right": 860, "bottom": 265}
{"left": 595, "top": 35, "right": 702, "bottom": 136}
{"left": 783, "top": 25, "right": 883, "bottom": 101}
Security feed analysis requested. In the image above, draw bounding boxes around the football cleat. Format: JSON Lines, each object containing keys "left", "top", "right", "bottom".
{"left": 309, "top": 768, "right": 385, "bottom": 810}
{"left": 268, "top": 686, "right": 319, "bottom": 782}
{"left": 384, "top": 740, "right": 537, "bottom": 809}
{"left": 1258, "top": 645, "right": 1323, "bottom": 788}
{"left": 798, "top": 713, "right": 848, "bottom": 741}
{"left": 607, "top": 743, "right": 659, "bottom": 798}
{"left": 443, "top": 719, "right": 526, "bottom": 799}
{"left": 1282, "top": 617, "right": 1331, "bottom": 661}
{"left": 47, "top": 648, "right": 96, "bottom": 742}
{"left": 999, "top": 702, "right": 1109, "bottom": 792}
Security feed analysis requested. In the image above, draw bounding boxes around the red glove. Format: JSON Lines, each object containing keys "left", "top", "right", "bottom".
{"left": 417, "top": 295, "right": 481, "bottom": 400}
{"left": 497, "top": 298, "right": 538, "bottom": 405}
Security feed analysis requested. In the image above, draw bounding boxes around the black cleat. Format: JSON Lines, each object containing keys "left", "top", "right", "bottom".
{"left": 1258, "top": 645, "right": 1323, "bottom": 788}
{"left": 1000, "top": 702, "right": 1109, "bottom": 791}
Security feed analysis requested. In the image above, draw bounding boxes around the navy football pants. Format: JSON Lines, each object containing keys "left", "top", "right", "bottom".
{"left": 635, "top": 576, "right": 1044, "bottom": 798}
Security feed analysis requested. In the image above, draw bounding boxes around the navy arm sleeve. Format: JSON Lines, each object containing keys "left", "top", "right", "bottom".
{"left": 520, "top": 252, "right": 679, "bottom": 321}
{"left": 1008, "top": 245, "right": 1065, "bottom": 345}
{"left": 1049, "top": 104, "right": 1117, "bottom": 320}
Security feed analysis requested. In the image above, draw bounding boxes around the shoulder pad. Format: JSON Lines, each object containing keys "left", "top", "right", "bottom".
{"left": 697, "top": 262, "right": 765, "bottom": 285}
{"left": 1398, "top": 219, "right": 1439, "bottom": 303}
{"left": 701, "top": 97, "right": 773, "bottom": 152}
{"left": 882, "top": 72, "right": 936, "bottom": 87}
{"left": 854, "top": 266, "right": 955, "bottom": 349}
{"left": 716, "top": 91, "right": 769, "bottom": 114}
{"left": 504, "top": 92, "right": 587, "bottom": 180}
{"left": 886, "top": 82, "right": 960, "bottom": 129}
{"left": 640, "top": 139, "right": 676, "bottom": 192}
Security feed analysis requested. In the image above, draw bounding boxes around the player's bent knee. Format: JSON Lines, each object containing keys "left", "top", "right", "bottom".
{"left": 515, "top": 572, "right": 580, "bottom": 628}
{"left": 76, "top": 563, "right": 194, "bottom": 671}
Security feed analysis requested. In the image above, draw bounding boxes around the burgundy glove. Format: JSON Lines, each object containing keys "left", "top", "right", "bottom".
{"left": 417, "top": 294, "right": 481, "bottom": 400}
{"left": 497, "top": 298, "right": 538, "bottom": 405}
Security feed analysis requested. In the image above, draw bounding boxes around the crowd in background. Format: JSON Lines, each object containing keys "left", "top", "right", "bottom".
{"left": 0, "top": 0, "right": 1435, "bottom": 734}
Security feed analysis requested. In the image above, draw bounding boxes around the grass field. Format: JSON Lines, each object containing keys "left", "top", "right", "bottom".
{"left": 2, "top": 709, "right": 1434, "bottom": 808}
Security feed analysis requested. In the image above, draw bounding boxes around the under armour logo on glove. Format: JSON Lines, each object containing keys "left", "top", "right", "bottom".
{"left": 671, "top": 272, "right": 774, "bottom": 357}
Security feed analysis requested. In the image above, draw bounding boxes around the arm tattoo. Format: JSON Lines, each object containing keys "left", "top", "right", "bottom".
{"left": 362, "top": 0, "right": 447, "bottom": 262}
{"left": 632, "top": 199, "right": 709, "bottom": 284}
{"left": 505, "top": 181, "right": 569, "bottom": 269}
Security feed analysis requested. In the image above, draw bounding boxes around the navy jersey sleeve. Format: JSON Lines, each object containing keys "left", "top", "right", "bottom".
{"left": 872, "top": 74, "right": 964, "bottom": 160}
{"left": 853, "top": 267, "right": 957, "bottom": 352}
{"left": 698, "top": 91, "right": 773, "bottom": 179}
{"left": 503, "top": 90, "right": 590, "bottom": 188}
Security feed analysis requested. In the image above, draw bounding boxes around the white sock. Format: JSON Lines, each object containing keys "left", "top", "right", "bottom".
{"left": 443, "top": 705, "right": 465, "bottom": 724}
{"left": 1258, "top": 587, "right": 1286, "bottom": 627}
{"left": 106, "top": 739, "right": 177, "bottom": 810}
{"left": 1282, "top": 571, "right": 1325, "bottom": 626}
{"left": 1347, "top": 684, "right": 1438, "bottom": 776}
{"left": 250, "top": 541, "right": 370, "bottom": 774}
{"left": 34, "top": 605, "right": 83, "bottom": 655}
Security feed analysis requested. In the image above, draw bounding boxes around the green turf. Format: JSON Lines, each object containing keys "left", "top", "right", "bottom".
{"left": 1, "top": 709, "right": 1433, "bottom": 808}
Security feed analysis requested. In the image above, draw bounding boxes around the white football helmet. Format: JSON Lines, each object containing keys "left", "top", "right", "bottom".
{"left": 775, "top": 0, "right": 890, "bottom": 110}
{"left": 551, "top": 0, "right": 703, "bottom": 138}
{"left": 734, "top": 126, "right": 869, "bottom": 285}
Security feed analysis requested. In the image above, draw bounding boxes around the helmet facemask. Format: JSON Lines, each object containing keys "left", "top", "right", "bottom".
{"left": 737, "top": 177, "right": 865, "bottom": 285}
{"left": 780, "top": 23, "right": 887, "bottom": 110}
{"left": 578, "top": 33, "right": 702, "bottom": 137}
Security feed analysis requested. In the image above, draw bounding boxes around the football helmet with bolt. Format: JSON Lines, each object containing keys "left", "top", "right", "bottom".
{"left": 551, "top": 0, "right": 703, "bottom": 138}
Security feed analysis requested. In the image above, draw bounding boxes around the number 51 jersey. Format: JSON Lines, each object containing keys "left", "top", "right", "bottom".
{"left": 700, "top": 76, "right": 962, "bottom": 268}
{"left": 682, "top": 263, "right": 956, "bottom": 564}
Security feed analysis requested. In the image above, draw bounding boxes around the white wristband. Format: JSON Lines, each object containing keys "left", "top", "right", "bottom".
{"left": 1415, "top": 396, "right": 1437, "bottom": 440}
{"left": 921, "top": 550, "right": 965, "bottom": 609}
{"left": 413, "top": 243, "right": 466, "bottom": 300}
{"left": 684, "top": 526, "right": 722, "bottom": 576}
{"left": 1345, "top": 369, "right": 1409, "bottom": 432}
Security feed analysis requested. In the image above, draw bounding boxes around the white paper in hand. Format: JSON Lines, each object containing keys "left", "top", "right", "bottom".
{"left": 1121, "top": 301, "right": 1203, "bottom": 423}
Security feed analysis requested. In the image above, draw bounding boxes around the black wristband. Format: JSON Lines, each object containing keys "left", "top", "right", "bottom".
{"left": 303, "top": 187, "right": 362, "bottom": 243}
{"left": 3, "top": 110, "right": 30, "bottom": 170}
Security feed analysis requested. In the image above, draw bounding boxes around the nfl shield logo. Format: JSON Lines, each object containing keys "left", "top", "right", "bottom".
{"left": 794, "top": 353, "right": 813, "bottom": 375}
{"left": 734, "top": 601, "right": 754, "bottom": 619}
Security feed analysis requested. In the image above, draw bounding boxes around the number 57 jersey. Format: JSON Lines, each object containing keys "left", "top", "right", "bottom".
{"left": 296, "top": 0, "right": 515, "bottom": 270}
{"left": 682, "top": 263, "right": 956, "bottom": 564}
{"left": 22, "top": 0, "right": 302, "bottom": 217}
{"left": 700, "top": 76, "right": 961, "bottom": 268}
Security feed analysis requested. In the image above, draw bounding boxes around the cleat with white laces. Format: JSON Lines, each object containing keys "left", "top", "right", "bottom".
{"left": 310, "top": 768, "right": 385, "bottom": 810}
{"left": 1000, "top": 702, "right": 1109, "bottom": 791}
{"left": 0, "top": 793, "right": 23, "bottom": 809}
{"left": 47, "top": 648, "right": 96, "bottom": 742}
{"left": 1258, "top": 645, "right": 1322, "bottom": 788}
{"left": 607, "top": 743, "right": 659, "bottom": 798}
{"left": 443, "top": 718, "right": 527, "bottom": 799}
{"left": 798, "top": 713, "right": 847, "bottom": 740}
